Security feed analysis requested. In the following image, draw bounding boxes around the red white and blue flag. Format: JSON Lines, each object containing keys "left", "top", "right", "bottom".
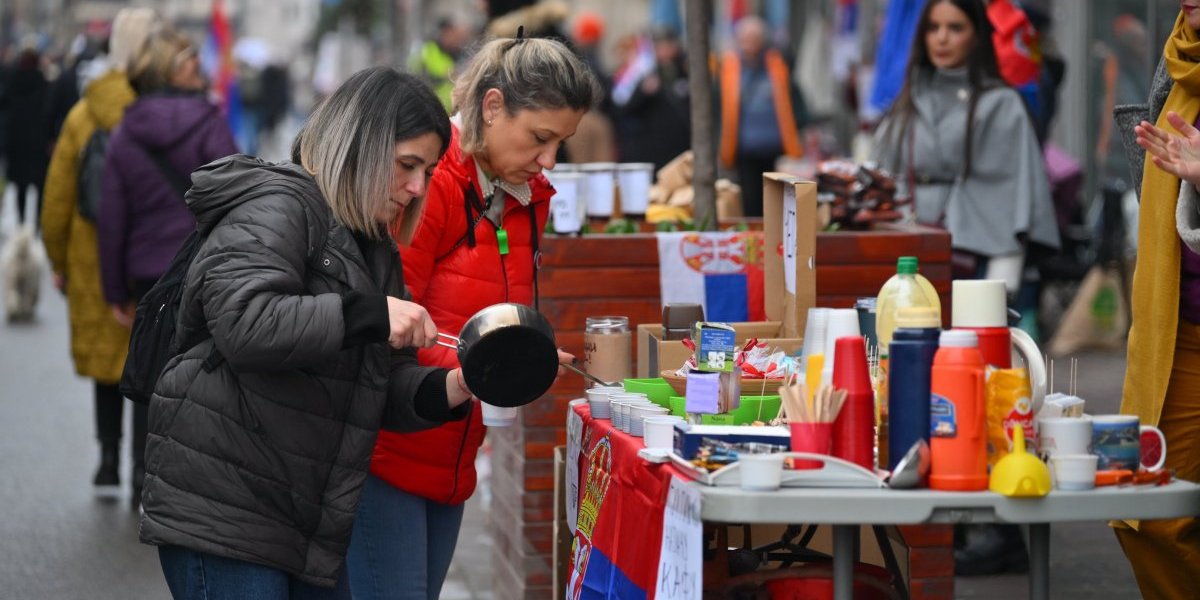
{"left": 656, "top": 232, "right": 766, "bottom": 323}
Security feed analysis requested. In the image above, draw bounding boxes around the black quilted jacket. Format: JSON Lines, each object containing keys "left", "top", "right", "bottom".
{"left": 138, "top": 155, "right": 456, "bottom": 587}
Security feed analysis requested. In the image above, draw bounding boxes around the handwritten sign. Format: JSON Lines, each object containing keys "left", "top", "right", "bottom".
{"left": 782, "top": 184, "right": 798, "bottom": 295}
{"left": 656, "top": 477, "right": 702, "bottom": 600}
{"left": 566, "top": 407, "right": 583, "bottom": 534}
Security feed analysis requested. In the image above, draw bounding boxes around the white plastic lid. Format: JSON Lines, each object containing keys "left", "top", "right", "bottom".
{"left": 939, "top": 329, "right": 979, "bottom": 348}
{"left": 951, "top": 280, "right": 1008, "bottom": 327}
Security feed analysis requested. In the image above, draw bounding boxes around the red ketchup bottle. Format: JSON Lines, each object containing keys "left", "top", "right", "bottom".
{"left": 929, "top": 330, "right": 989, "bottom": 491}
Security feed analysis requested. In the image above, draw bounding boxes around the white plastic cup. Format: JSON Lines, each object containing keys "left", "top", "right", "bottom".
{"left": 820, "top": 309, "right": 861, "bottom": 387}
{"left": 644, "top": 415, "right": 683, "bottom": 450}
{"left": 585, "top": 386, "right": 620, "bottom": 420}
{"left": 1050, "top": 454, "right": 1098, "bottom": 491}
{"left": 630, "top": 405, "right": 669, "bottom": 437}
{"left": 801, "top": 307, "right": 831, "bottom": 360}
{"left": 617, "top": 163, "right": 654, "bottom": 214}
{"left": 547, "top": 172, "right": 588, "bottom": 233}
{"left": 481, "top": 403, "right": 518, "bottom": 427}
{"left": 1037, "top": 417, "right": 1093, "bottom": 461}
{"left": 620, "top": 400, "right": 654, "bottom": 434}
{"left": 739, "top": 453, "right": 786, "bottom": 491}
{"left": 581, "top": 163, "right": 616, "bottom": 216}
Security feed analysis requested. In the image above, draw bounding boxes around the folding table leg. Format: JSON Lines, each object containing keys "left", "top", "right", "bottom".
{"left": 872, "top": 525, "right": 909, "bottom": 600}
{"left": 1029, "top": 523, "right": 1050, "bottom": 600}
{"left": 832, "top": 524, "right": 858, "bottom": 600}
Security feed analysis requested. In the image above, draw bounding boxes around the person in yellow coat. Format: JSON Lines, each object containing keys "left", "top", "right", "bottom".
{"left": 41, "top": 7, "right": 158, "bottom": 503}
{"left": 1114, "top": 6, "right": 1200, "bottom": 599}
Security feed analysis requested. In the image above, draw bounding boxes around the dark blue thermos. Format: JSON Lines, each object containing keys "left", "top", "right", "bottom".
{"left": 887, "top": 307, "right": 941, "bottom": 471}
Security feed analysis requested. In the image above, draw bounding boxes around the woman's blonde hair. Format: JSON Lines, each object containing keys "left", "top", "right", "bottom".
{"left": 452, "top": 36, "right": 601, "bottom": 157}
{"left": 293, "top": 67, "right": 450, "bottom": 243}
{"left": 127, "top": 24, "right": 195, "bottom": 94}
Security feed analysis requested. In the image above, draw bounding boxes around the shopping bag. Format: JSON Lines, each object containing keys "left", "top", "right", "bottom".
{"left": 1047, "top": 264, "right": 1129, "bottom": 356}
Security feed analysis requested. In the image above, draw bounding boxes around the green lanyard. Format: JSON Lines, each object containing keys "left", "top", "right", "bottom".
{"left": 496, "top": 227, "right": 510, "bottom": 255}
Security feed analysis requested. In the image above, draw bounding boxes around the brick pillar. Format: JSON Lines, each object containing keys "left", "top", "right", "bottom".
{"left": 897, "top": 525, "right": 955, "bottom": 600}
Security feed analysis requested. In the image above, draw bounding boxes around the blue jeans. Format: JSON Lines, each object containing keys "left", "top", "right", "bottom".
{"left": 346, "top": 474, "right": 466, "bottom": 600}
{"left": 159, "top": 545, "right": 351, "bottom": 600}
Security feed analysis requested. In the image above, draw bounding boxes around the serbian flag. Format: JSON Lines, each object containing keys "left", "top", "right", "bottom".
{"left": 657, "top": 232, "right": 766, "bottom": 322}
{"left": 201, "top": 0, "right": 241, "bottom": 142}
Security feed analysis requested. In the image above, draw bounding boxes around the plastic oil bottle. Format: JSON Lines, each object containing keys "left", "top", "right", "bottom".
{"left": 929, "top": 330, "right": 988, "bottom": 491}
{"left": 875, "top": 256, "right": 941, "bottom": 352}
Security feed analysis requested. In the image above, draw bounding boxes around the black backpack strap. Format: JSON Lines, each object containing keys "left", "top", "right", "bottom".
{"left": 146, "top": 149, "right": 191, "bottom": 197}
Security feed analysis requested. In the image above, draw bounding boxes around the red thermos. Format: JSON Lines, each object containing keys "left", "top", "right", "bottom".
{"left": 951, "top": 280, "right": 1011, "bottom": 368}
{"left": 831, "top": 336, "right": 874, "bottom": 470}
{"left": 929, "top": 330, "right": 989, "bottom": 491}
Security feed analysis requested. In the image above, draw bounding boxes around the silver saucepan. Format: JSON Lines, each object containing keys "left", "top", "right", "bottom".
{"left": 434, "top": 303, "right": 615, "bottom": 407}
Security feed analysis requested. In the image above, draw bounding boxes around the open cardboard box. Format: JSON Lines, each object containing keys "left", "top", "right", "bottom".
{"left": 636, "top": 321, "right": 803, "bottom": 377}
{"left": 638, "top": 174, "right": 815, "bottom": 377}
{"left": 763, "top": 173, "right": 818, "bottom": 338}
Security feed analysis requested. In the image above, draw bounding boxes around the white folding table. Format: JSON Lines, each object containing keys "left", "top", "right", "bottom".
{"left": 696, "top": 481, "right": 1200, "bottom": 600}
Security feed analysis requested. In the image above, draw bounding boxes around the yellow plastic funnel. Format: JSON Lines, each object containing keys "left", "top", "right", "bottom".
{"left": 988, "top": 425, "right": 1051, "bottom": 497}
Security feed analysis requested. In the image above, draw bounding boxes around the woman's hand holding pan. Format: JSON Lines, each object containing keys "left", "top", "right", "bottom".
{"left": 385, "top": 297, "right": 438, "bottom": 349}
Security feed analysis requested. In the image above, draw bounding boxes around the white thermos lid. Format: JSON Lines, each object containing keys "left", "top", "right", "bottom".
{"left": 951, "top": 280, "right": 1008, "bottom": 328}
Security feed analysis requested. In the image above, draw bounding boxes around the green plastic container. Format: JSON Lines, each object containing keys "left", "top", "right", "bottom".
{"left": 667, "top": 395, "right": 782, "bottom": 424}
{"left": 622, "top": 378, "right": 675, "bottom": 408}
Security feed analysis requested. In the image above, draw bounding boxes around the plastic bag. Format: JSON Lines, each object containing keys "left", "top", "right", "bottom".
{"left": 986, "top": 367, "right": 1037, "bottom": 468}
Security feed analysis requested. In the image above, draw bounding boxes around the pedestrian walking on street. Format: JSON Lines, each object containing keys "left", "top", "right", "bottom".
{"left": 346, "top": 35, "right": 600, "bottom": 600}
{"left": 716, "top": 15, "right": 809, "bottom": 217}
{"left": 40, "top": 7, "right": 158, "bottom": 496}
{"left": 870, "top": 0, "right": 1060, "bottom": 290}
{"left": 1114, "top": 4, "right": 1200, "bottom": 597}
{"left": 95, "top": 24, "right": 237, "bottom": 507}
{"left": 139, "top": 66, "right": 471, "bottom": 600}
{"left": 1, "top": 47, "right": 52, "bottom": 232}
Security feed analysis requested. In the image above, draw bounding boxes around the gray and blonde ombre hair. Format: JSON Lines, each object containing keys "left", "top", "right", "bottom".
{"left": 293, "top": 67, "right": 450, "bottom": 242}
{"left": 452, "top": 36, "right": 601, "bottom": 157}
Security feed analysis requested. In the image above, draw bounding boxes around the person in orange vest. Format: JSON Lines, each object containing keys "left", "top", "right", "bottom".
{"left": 717, "top": 15, "right": 808, "bottom": 217}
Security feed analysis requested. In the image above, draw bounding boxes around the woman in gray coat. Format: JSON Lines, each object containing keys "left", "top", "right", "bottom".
{"left": 872, "top": 0, "right": 1059, "bottom": 289}
{"left": 139, "top": 67, "right": 470, "bottom": 599}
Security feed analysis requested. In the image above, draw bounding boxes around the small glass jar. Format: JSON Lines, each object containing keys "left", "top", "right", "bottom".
{"left": 584, "top": 316, "right": 632, "bottom": 386}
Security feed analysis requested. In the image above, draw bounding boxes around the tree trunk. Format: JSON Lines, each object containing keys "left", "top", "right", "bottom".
{"left": 687, "top": 0, "right": 717, "bottom": 231}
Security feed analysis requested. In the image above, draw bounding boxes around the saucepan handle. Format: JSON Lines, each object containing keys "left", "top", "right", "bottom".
{"left": 436, "top": 332, "right": 459, "bottom": 350}
{"left": 560, "top": 362, "right": 616, "bottom": 388}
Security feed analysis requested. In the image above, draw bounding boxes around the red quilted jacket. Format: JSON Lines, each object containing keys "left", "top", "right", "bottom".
{"left": 370, "top": 124, "right": 552, "bottom": 505}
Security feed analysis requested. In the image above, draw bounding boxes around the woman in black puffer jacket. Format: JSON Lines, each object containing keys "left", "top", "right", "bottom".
{"left": 138, "top": 67, "right": 470, "bottom": 599}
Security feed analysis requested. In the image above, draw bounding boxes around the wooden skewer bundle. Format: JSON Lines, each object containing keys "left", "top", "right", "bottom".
{"left": 779, "top": 377, "right": 847, "bottom": 424}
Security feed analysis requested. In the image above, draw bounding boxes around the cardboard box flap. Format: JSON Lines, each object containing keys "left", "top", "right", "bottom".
{"left": 763, "top": 173, "right": 817, "bottom": 338}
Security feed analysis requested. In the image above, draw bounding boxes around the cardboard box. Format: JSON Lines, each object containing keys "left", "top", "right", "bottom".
{"left": 763, "top": 173, "right": 818, "bottom": 338}
{"left": 637, "top": 321, "right": 802, "bottom": 377}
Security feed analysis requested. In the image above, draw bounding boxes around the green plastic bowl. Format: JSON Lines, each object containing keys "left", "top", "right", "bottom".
{"left": 622, "top": 378, "right": 675, "bottom": 408}
{"left": 666, "top": 395, "right": 781, "bottom": 424}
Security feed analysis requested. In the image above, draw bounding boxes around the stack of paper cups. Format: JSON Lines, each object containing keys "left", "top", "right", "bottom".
{"left": 801, "top": 308, "right": 831, "bottom": 361}
{"left": 820, "top": 309, "right": 862, "bottom": 387}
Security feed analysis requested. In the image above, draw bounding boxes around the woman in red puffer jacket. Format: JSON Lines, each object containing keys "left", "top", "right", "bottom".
{"left": 345, "top": 35, "right": 601, "bottom": 600}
